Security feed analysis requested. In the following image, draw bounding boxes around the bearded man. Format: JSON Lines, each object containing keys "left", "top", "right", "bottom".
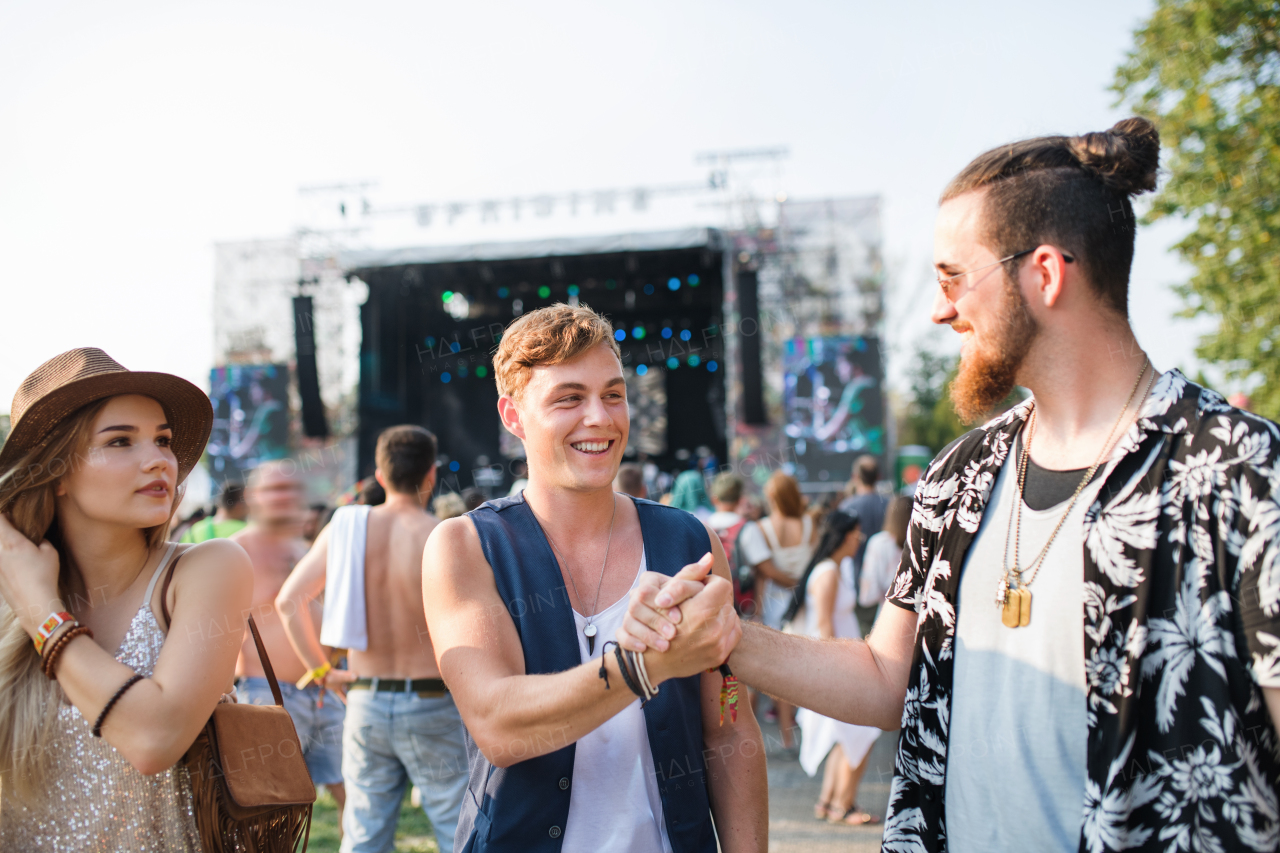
{"left": 622, "top": 118, "right": 1280, "bottom": 853}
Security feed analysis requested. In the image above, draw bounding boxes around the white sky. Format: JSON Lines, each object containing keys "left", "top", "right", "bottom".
{"left": 0, "top": 0, "right": 1214, "bottom": 414}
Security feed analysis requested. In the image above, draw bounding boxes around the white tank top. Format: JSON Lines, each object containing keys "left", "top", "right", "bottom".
{"left": 760, "top": 514, "right": 814, "bottom": 580}
{"left": 562, "top": 551, "right": 674, "bottom": 853}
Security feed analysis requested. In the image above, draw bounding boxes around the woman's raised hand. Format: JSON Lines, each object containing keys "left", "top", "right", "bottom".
{"left": 0, "top": 513, "right": 64, "bottom": 636}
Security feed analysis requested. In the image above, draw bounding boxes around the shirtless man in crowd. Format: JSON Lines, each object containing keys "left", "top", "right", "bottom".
{"left": 278, "top": 426, "right": 467, "bottom": 853}
{"left": 232, "top": 461, "right": 346, "bottom": 818}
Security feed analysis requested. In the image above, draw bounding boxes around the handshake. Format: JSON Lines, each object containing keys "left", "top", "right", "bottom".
{"left": 614, "top": 553, "right": 743, "bottom": 687}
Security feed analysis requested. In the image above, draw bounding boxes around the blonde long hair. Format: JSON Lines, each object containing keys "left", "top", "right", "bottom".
{"left": 0, "top": 397, "right": 178, "bottom": 802}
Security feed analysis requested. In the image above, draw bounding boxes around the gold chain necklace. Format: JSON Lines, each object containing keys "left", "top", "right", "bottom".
{"left": 996, "top": 360, "right": 1153, "bottom": 628}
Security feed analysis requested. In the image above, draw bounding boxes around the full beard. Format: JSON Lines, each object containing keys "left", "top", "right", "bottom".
{"left": 949, "top": 279, "right": 1037, "bottom": 424}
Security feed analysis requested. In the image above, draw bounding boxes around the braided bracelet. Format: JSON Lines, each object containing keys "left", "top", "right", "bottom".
{"left": 92, "top": 673, "right": 144, "bottom": 738}
{"left": 42, "top": 625, "right": 93, "bottom": 680}
{"left": 612, "top": 643, "right": 645, "bottom": 701}
{"left": 624, "top": 650, "right": 657, "bottom": 702}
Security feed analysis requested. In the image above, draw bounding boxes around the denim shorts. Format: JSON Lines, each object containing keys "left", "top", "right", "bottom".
{"left": 239, "top": 677, "right": 345, "bottom": 786}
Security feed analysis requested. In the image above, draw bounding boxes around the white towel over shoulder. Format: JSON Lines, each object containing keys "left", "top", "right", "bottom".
{"left": 320, "top": 504, "right": 372, "bottom": 651}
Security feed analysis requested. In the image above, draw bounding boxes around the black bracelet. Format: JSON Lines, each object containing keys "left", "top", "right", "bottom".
{"left": 599, "top": 641, "right": 617, "bottom": 690}
{"left": 613, "top": 643, "right": 645, "bottom": 701}
{"left": 92, "top": 673, "right": 144, "bottom": 738}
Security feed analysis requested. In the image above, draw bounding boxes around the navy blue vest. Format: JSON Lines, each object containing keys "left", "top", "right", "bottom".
{"left": 454, "top": 493, "right": 717, "bottom": 853}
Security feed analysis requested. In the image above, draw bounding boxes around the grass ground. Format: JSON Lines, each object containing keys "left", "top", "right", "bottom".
{"left": 308, "top": 789, "right": 440, "bottom": 853}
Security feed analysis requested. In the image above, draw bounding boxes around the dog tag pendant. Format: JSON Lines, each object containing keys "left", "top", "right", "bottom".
{"left": 584, "top": 624, "right": 597, "bottom": 655}
{"left": 1017, "top": 588, "right": 1032, "bottom": 627}
{"left": 1001, "top": 591, "right": 1021, "bottom": 628}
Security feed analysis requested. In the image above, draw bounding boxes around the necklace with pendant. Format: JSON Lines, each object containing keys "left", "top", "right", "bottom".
{"left": 996, "top": 359, "right": 1153, "bottom": 628}
{"left": 539, "top": 495, "right": 618, "bottom": 655}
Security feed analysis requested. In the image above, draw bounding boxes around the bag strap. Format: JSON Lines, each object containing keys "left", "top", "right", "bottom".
{"left": 160, "top": 549, "right": 286, "bottom": 708}
{"left": 245, "top": 614, "right": 285, "bottom": 707}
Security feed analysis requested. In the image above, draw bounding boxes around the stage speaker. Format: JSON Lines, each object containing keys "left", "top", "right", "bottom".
{"left": 737, "top": 269, "right": 767, "bottom": 424}
{"left": 293, "top": 295, "right": 329, "bottom": 438}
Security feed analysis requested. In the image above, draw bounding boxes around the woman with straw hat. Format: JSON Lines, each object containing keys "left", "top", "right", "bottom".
{"left": 0, "top": 348, "right": 253, "bottom": 851}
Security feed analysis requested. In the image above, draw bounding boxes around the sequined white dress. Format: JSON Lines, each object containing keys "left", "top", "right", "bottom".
{"left": 0, "top": 543, "right": 203, "bottom": 852}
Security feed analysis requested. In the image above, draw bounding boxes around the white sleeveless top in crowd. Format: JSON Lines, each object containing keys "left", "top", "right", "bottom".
{"left": 796, "top": 559, "right": 881, "bottom": 775}
{"left": 564, "top": 551, "right": 674, "bottom": 853}
{"left": 754, "top": 514, "right": 814, "bottom": 628}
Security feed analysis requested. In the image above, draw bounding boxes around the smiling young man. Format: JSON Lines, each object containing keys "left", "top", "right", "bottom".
{"left": 422, "top": 304, "right": 766, "bottom": 853}
{"left": 622, "top": 118, "right": 1280, "bottom": 853}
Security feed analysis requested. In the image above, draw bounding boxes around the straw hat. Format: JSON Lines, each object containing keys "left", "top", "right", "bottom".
{"left": 0, "top": 348, "right": 213, "bottom": 483}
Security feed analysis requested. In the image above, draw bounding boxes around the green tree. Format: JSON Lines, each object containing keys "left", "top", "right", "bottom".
{"left": 1115, "top": 1, "right": 1280, "bottom": 416}
{"left": 897, "top": 348, "right": 967, "bottom": 455}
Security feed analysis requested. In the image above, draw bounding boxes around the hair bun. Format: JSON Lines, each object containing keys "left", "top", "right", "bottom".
{"left": 1069, "top": 117, "right": 1160, "bottom": 195}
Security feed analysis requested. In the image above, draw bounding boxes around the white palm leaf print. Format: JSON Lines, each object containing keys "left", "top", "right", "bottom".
{"left": 1240, "top": 496, "right": 1280, "bottom": 617}
{"left": 1082, "top": 733, "right": 1161, "bottom": 853}
{"left": 1140, "top": 559, "right": 1237, "bottom": 732}
{"left": 1085, "top": 488, "right": 1160, "bottom": 589}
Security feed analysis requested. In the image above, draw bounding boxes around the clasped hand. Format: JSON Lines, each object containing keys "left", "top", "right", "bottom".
{"left": 615, "top": 553, "right": 741, "bottom": 683}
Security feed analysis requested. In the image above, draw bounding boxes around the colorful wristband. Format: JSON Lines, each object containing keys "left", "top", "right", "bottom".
{"left": 296, "top": 662, "right": 331, "bottom": 690}
{"left": 34, "top": 612, "right": 74, "bottom": 655}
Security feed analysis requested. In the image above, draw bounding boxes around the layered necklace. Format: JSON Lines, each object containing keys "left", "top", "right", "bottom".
{"left": 537, "top": 496, "right": 618, "bottom": 655}
{"left": 996, "top": 359, "right": 1154, "bottom": 628}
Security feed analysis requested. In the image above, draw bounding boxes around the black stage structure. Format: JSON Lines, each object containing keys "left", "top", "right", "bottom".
{"left": 343, "top": 229, "right": 734, "bottom": 494}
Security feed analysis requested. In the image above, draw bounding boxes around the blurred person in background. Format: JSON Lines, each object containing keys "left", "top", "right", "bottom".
{"left": 707, "top": 472, "right": 751, "bottom": 615}
{"left": 232, "top": 461, "right": 347, "bottom": 824}
{"left": 461, "top": 487, "right": 487, "bottom": 513}
{"left": 432, "top": 492, "right": 466, "bottom": 521}
{"left": 784, "top": 510, "right": 881, "bottom": 826}
{"left": 613, "top": 462, "right": 647, "bottom": 499}
{"left": 668, "top": 469, "right": 712, "bottom": 521}
{"left": 837, "top": 455, "right": 888, "bottom": 632}
{"left": 0, "top": 349, "right": 252, "bottom": 850}
{"left": 302, "top": 502, "right": 328, "bottom": 543}
{"left": 856, "top": 496, "right": 911, "bottom": 636}
{"left": 506, "top": 458, "right": 529, "bottom": 497}
{"left": 179, "top": 479, "right": 247, "bottom": 543}
{"left": 278, "top": 425, "right": 467, "bottom": 853}
{"left": 738, "top": 493, "right": 765, "bottom": 522}
{"left": 736, "top": 471, "right": 816, "bottom": 748}
{"left": 169, "top": 505, "right": 206, "bottom": 542}
{"left": 357, "top": 476, "right": 386, "bottom": 506}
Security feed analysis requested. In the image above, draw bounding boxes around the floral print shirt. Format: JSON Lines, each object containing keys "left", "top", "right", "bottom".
{"left": 884, "top": 370, "right": 1280, "bottom": 853}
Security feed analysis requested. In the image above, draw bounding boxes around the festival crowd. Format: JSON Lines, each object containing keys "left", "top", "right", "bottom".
{"left": 0, "top": 116, "right": 1278, "bottom": 853}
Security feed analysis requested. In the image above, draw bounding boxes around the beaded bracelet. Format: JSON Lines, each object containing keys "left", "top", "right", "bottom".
{"left": 92, "top": 673, "right": 144, "bottom": 738}
{"left": 41, "top": 625, "right": 93, "bottom": 680}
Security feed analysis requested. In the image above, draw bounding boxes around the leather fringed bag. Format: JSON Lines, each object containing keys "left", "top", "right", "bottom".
{"left": 161, "top": 560, "right": 315, "bottom": 852}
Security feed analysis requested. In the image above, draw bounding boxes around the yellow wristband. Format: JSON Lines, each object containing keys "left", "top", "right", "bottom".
{"left": 296, "top": 662, "right": 331, "bottom": 690}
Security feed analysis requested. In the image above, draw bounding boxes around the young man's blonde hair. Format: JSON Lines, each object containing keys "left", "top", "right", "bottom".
{"left": 493, "top": 303, "right": 622, "bottom": 400}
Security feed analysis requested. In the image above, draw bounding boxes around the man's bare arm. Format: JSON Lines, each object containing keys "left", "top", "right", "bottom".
{"left": 1266, "top": 687, "right": 1280, "bottom": 733}
{"left": 698, "top": 524, "right": 767, "bottom": 853}
{"left": 731, "top": 605, "right": 916, "bottom": 730}
{"left": 620, "top": 573, "right": 917, "bottom": 731}
{"left": 423, "top": 517, "right": 739, "bottom": 768}
{"left": 275, "top": 524, "right": 332, "bottom": 675}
